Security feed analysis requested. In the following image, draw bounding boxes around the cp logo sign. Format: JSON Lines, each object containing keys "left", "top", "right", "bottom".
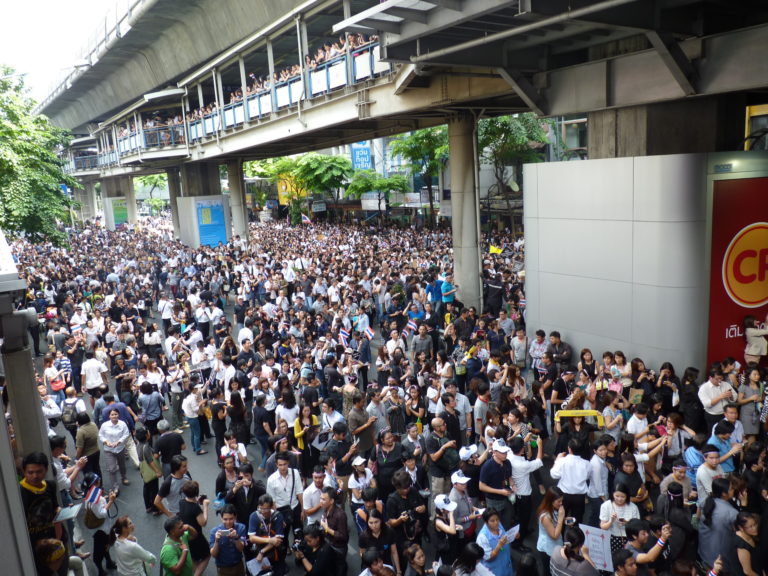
{"left": 722, "top": 222, "right": 768, "bottom": 308}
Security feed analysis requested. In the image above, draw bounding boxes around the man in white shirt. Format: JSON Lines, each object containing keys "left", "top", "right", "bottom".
{"left": 695, "top": 444, "right": 725, "bottom": 506}
{"left": 266, "top": 452, "right": 304, "bottom": 537}
{"left": 550, "top": 438, "right": 591, "bottom": 524}
{"left": 81, "top": 351, "right": 108, "bottom": 406}
{"left": 302, "top": 466, "right": 327, "bottom": 526}
{"left": 157, "top": 292, "right": 175, "bottom": 334}
{"left": 508, "top": 435, "right": 544, "bottom": 542}
{"left": 698, "top": 368, "right": 737, "bottom": 431}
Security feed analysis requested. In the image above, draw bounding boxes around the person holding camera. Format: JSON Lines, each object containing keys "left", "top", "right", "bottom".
{"left": 178, "top": 480, "right": 211, "bottom": 575}
{"left": 248, "top": 494, "right": 288, "bottom": 576}
{"left": 209, "top": 504, "right": 247, "bottom": 576}
{"left": 386, "top": 469, "right": 427, "bottom": 570}
{"left": 294, "top": 524, "right": 335, "bottom": 575}
{"left": 599, "top": 483, "right": 641, "bottom": 553}
{"left": 226, "top": 463, "right": 266, "bottom": 526}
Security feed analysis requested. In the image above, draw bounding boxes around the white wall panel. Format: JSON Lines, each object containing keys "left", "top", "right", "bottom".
{"left": 537, "top": 157, "right": 634, "bottom": 220}
{"left": 538, "top": 272, "right": 633, "bottom": 342}
{"left": 523, "top": 164, "right": 538, "bottom": 218}
{"left": 523, "top": 217, "right": 540, "bottom": 272}
{"left": 633, "top": 154, "right": 707, "bottom": 222}
{"left": 632, "top": 221, "right": 705, "bottom": 287}
{"left": 539, "top": 219, "right": 633, "bottom": 282}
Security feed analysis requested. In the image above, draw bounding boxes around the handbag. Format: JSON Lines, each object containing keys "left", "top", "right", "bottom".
{"left": 139, "top": 456, "right": 159, "bottom": 483}
{"left": 84, "top": 507, "right": 105, "bottom": 529}
{"left": 628, "top": 387, "right": 644, "bottom": 404}
{"left": 50, "top": 378, "right": 66, "bottom": 392}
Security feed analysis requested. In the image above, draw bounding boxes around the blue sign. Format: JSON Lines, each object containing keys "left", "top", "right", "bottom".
{"left": 196, "top": 199, "right": 227, "bottom": 247}
{"left": 351, "top": 143, "right": 373, "bottom": 171}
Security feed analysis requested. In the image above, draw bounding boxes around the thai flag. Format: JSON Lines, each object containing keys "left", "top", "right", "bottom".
{"left": 339, "top": 328, "right": 350, "bottom": 347}
{"left": 301, "top": 213, "right": 312, "bottom": 225}
{"left": 71, "top": 323, "right": 82, "bottom": 333}
{"left": 519, "top": 298, "right": 526, "bottom": 308}
{"left": 364, "top": 327, "right": 375, "bottom": 341}
{"left": 85, "top": 485, "right": 102, "bottom": 506}
{"left": 401, "top": 328, "right": 409, "bottom": 339}
{"left": 406, "top": 320, "right": 418, "bottom": 333}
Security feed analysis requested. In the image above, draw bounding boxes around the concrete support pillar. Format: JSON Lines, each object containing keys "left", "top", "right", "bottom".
{"left": 181, "top": 163, "right": 222, "bottom": 197}
{"left": 85, "top": 180, "right": 98, "bottom": 221}
{"left": 101, "top": 175, "right": 136, "bottom": 223}
{"left": 167, "top": 167, "right": 182, "bottom": 239}
{"left": 588, "top": 94, "right": 747, "bottom": 159}
{"left": 227, "top": 160, "right": 248, "bottom": 239}
{"left": 448, "top": 113, "right": 482, "bottom": 312}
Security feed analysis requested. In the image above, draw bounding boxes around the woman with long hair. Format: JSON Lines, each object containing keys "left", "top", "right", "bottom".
{"left": 177, "top": 480, "right": 211, "bottom": 576}
{"left": 109, "top": 517, "right": 156, "bottom": 576}
{"left": 403, "top": 543, "right": 432, "bottom": 576}
{"left": 739, "top": 366, "right": 763, "bottom": 441}
{"left": 599, "top": 483, "right": 640, "bottom": 552}
{"left": 537, "top": 487, "right": 566, "bottom": 569}
{"left": 215, "top": 453, "right": 239, "bottom": 496}
{"left": 359, "top": 509, "right": 401, "bottom": 574}
{"left": 744, "top": 313, "right": 768, "bottom": 366}
{"left": 656, "top": 481, "right": 696, "bottom": 561}
{"left": 453, "top": 542, "right": 493, "bottom": 576}
{"left": 550, "top": 526, "right": 599, "bottom": 576}
{"left": 734, "top": 512, "right": 762, "bottom": 576}
{"left": 227, "top": 390, "right": 249, "bottom": 446}
{"left": 294, "top": 402, "right": 319, "bottom": 480}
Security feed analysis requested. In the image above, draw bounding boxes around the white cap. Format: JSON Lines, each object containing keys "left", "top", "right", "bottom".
{"left": 451, "top": 470, "right": 471, "bottom": 484}
{"left": 434, "top": 493, "right": 457, "bottom": 512}
{"left": 352, "top": 456, "right": 366, "bottom": 467}
{"left": 492, "top": 439, "right": 511, "bottom": 454}
{"left": 459, "top": 444, "right": 478, "bottom": 461}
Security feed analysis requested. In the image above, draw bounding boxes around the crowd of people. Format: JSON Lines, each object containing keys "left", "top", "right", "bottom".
{"left": 8, "top": 217, "right": 768, "bottom": 576}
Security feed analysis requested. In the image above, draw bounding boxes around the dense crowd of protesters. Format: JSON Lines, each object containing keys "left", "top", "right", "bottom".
{"left": 7, "top": 217, "right": 768, "bottom": 576}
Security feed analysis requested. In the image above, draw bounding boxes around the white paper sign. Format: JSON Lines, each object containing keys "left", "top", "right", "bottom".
{"left": 579, "top": 524, "right": 613, "bottom": 572}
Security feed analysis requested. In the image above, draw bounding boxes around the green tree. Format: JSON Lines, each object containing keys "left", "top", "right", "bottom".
{"left": 135, "top": 173, "right": 168, "bottom": 198}
{"left": 389, "top": 127, "right": 448, "bottom": 229}
{"left": 145, "top": 197, "right": 166, "bottom": 215}
{"left": 345, "top": 170, "right": 410, "bottom": 225}
{"left": 0, "top": 67, "right": 74, "bottom": 244}
{"left": 478, "top": 113, "right": 548, "bottom": 233}
{"left": 294, "top": 153, "right": 352, "bottom": 219}
{"left": 250, "top": 157, "right": 308, "bottom": 225}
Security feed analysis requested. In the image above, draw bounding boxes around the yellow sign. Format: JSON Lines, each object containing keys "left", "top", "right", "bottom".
{"left": 277, "top": 175, "right": 308, "bottom": 206}
{"left": 554, "top": 410, "right": 605, "bottom": 427}
{"left": 200, "top": 208, "right": 212, "bottom": 225}
{"left": 489, "top": 245, "right": 503, "bottom": 254}
{"left": 722, "top": 222, "right": 768, "bottom": 308}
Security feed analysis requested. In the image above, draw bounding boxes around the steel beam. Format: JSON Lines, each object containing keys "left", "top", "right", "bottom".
{"left": 499, "top": 68, "right": 548, "bottom": 116}
{"left": 645, "top": 30, "right": 697, "bottom": 96}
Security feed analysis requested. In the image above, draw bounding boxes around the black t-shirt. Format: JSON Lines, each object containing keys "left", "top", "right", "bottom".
{"left": 327, "top": 438, "right": 354, "bottom": 476}
{"left": 439, "top": 410, "right": 462, "bottom": 445}
{"left": 253, "top": 405, "right": 272, "bottom": 437}
{"left": 358, "top": 525, "right": 397, "bottom": 564}
{"left": 234, "top": 304, "right": 247, "bottom": 324}
{"left": 386, "top": 489, "right": 424, "bottom": 541}
{"left": 425, "top": 433, "right": 459, "bottom": 478}
{"left": 541, "top": 364, "right": 558, "bottom": 399}
{"left": 552, "top": 378, "right": 571, "bottom": 404}
{"left": 479, "top": 457, "right": 512, "bottom": 500}
{"left": 154, "top": 431, "right": 185, "bottom": 463}
{"left": 302, "top": 386, "right": 320, "bottom": 416}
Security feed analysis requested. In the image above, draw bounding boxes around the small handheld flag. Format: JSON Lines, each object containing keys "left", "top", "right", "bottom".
{"left": 489, "top": 245, "right": 503, "bottom": 254}
{"left": 301, "top": 213, "right": 312, "bottom": 225}
{"left": 364, "top": 327, "right": 375, "bottom": 341}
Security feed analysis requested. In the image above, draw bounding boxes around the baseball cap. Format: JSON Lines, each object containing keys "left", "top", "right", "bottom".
{"left": 451, "top": 470, "right": 471, "bottom": 484}
{"left": 492, "top": 439, "right": 511, "bottom": 454}
{"left": 459, "top": 444, "right": 478, "bottom": 461}
{"left": 434, "top": 494, "right": 457, "bottom": 512}
{"left": 352, "top": 456, "right": 366, "bottom": 467}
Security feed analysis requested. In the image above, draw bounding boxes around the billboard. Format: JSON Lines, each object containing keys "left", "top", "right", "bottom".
{"left": 196, "top": 198, "right": 227, "bottom": 247}
{"left": 351, "top": 143, "right": 373, "bottom": 171}
{"left": 112, "top": 198, "right": 128, "bottom": 226}
{"left": 707, "top": 176, "right": 768, "bottom": 365}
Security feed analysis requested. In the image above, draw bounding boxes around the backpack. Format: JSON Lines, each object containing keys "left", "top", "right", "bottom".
{"left": 61, "top": 400, "right": 78, "bottom": 427}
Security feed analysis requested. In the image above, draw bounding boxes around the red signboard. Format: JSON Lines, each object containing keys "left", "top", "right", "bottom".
{"left": 708, "top": 177, "right": 768, "bottom": 366}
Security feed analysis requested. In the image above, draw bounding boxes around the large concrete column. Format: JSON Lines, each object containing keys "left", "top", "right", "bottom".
{"left": 76, "top": 181, "right": 98, "bottom": 222}
{"left": 101, "top": 175, "right": 137, "bottom": 224}
{"left": 227, "top": 160, "right": 248, "bottom": 239}
{"left": 448, "top": 113, "right": 482, "bottom": 311}
{"left": 181, "top": 162, "right": 222, "bottom": 197}
{"left": 588, "top": 94, "right": 746, "bottom": 159}
{"left": 166, "top": 167, "right": 182, "bottom": 239}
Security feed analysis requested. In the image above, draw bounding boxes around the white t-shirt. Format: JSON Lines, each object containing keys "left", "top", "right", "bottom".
{"left": 82, "top": 358, "right": 107, "bottom": 390}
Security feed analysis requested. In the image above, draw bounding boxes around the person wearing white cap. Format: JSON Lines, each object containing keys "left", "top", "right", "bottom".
{"left": 479, "top": 439, "right": 515, "bottom": 529}
{"left": 449, "top": 470, "right": 482, "bottom": 541}
{"left": 433, "top": 493, "right": 460, "bottom": 565}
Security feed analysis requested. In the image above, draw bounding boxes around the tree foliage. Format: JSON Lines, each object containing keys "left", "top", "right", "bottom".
{"left": 249, "top": 157, "right": 309, "bottom": 225}
{"left": 478, "top": 113, "right": 548, "bottom": 192}
{"left": 135, "top": 173, "right": 168, "bottom": 198}
{"left": 389, "top": 127, "right": 448, "bottom": 228}
{"left": 346, "top": 170, "right": 410, "bottom": 223}
{"left": 294, "top": 153, "right": 352, "bottom": 203}
{"left": 0, "top": 67, "right": 74, "bottom": 244}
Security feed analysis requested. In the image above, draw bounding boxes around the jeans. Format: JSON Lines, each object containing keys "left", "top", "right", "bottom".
{"left": 188, "top": 416, "right": 201, "bottom": 452}
{"left": 255, "top": 434, "right": 270, "bottom": 469}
